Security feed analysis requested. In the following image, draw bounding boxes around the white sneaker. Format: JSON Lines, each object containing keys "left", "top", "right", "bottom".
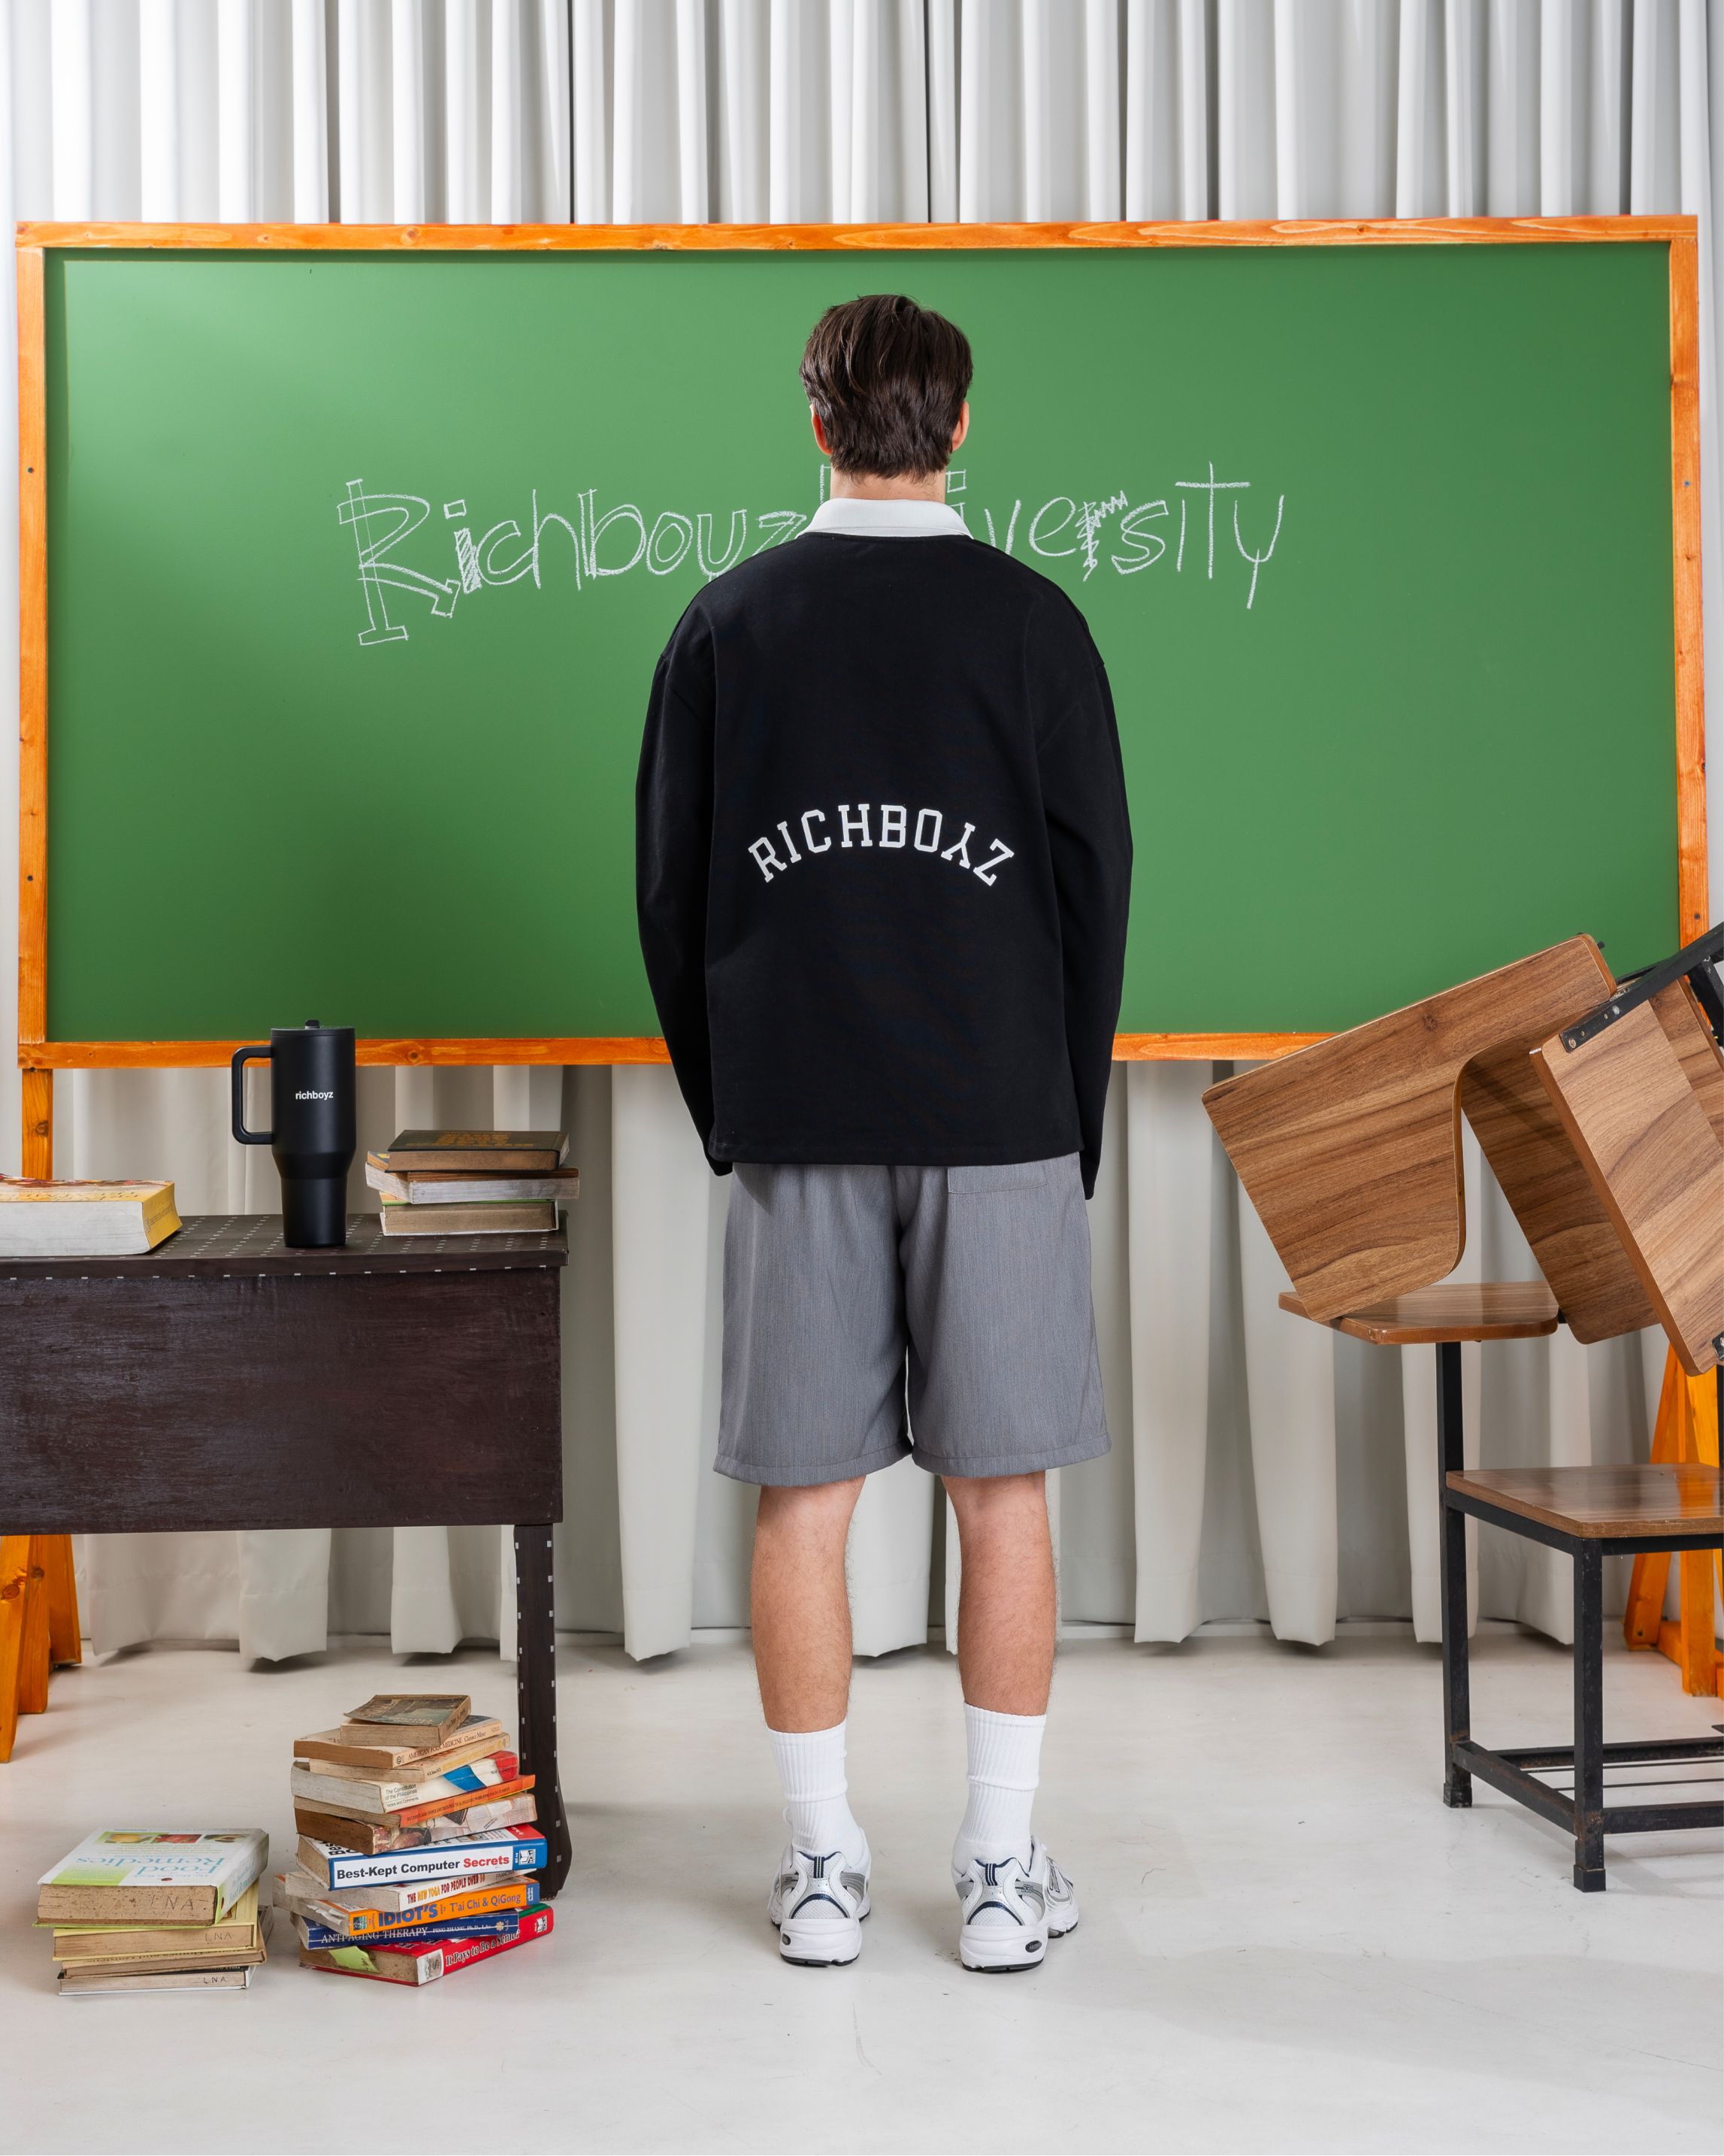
{"left": 954, "top": 1837, "right": 1078, "bottom": 1973}
{"left": 767, "top": 1842, "right": 871, "bottom": 1967}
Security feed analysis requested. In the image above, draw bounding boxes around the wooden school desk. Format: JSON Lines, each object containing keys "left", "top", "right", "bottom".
{"left": 0, "top": 1217, "right": 573, "bottom": 1897}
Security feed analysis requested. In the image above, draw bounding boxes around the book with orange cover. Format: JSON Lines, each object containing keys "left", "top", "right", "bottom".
{"left": 295, "top": 1772, "right": 532, "bottom": 1831}
{"left": 276, "top": 1870, "right": 536, "bottom": 1939}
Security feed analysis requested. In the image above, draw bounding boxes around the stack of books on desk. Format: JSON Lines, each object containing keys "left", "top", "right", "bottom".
{"left": 0, "top": 1177, "right": 182, "bottom": 1257}
{"left": 278, "top": 1691, "right": 553, "bottom": 1985}
{"left": 365, "top": 1130, "right": 576, "bottom": 1237}
{"left": 37, "top": 1828, "right": 268, "bottom": 1994}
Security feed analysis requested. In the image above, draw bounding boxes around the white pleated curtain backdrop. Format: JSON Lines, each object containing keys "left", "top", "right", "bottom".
{"left": 2, "top": 1, "right": 1713, "bottom": 1665}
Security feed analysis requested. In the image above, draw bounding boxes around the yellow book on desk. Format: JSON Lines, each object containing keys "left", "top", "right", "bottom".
{"left": 0, "top": 1179, "right": 181, "bottom": 1257}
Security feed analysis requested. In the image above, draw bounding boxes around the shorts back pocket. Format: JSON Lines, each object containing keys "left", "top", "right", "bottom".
{"left": 945, "top": 1162, "right": 1048, "bottom": 1195}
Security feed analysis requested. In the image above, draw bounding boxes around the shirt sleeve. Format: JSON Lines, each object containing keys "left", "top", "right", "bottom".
{"left": 635, "top": 604, "right": 730, "bottom": 1174}
{"left": 1035, "top": 601, "right": 1134, "bottom": 1200}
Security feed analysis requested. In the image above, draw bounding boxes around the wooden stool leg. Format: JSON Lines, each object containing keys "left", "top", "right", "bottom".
{"left": 43, "top": 1534, "right": 81, "bottom": 1666}
{"left": 17, "top": 1539, "right": 50, "bottom": 1715}
{"left": 0, "top": 1536, "right": 32, "bottom": 1761}
{"left": 1572, "top": 1545, "right": 1606, "bottom": 1891}
{"left": 1435, "top": 1343, "right": 1473, "bottom": 1807}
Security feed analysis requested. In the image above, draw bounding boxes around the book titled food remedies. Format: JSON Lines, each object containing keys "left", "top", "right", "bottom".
{"left": 37, "top": 1830, "right": 267, "bottom": 1924}
{"left": 296, "top": 1824, "right": 546, "bottom": 1891}
{"left": 0, "top": 1179, "right": 181, "bottom": 1257}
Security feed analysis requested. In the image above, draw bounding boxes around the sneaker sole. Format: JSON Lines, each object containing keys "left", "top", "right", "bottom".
{"left": 771, "top": 1899, "right": 869, "bottom": 1968}
{"left": 960, "top": 1906, "right": 1078, "bottom": 1973}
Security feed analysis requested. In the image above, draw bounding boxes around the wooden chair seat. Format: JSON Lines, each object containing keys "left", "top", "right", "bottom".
{"left": 1446, "top": 1464, "right": 1723, "bottom": 1540}
{"left": 1278, "top": 1282, "right": 1559, "bottom": 1344}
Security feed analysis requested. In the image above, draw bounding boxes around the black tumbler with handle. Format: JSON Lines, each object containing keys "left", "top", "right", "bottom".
{"left": 231, "top": 1022, "right": 357, "bottom": 1249}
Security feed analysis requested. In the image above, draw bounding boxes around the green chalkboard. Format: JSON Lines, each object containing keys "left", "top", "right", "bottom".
{"left": 39, "top": 237, "right": 1681, "bottom": 1046}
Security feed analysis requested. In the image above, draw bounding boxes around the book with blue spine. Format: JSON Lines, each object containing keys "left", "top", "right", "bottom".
{"left": 297, "top": 1823, "right": 546, "bottom": 1891}
{"left": 296, "top": 1908, "right": 525, "bottom": 1950}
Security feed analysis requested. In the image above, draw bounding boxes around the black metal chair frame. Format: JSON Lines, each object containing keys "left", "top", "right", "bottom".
{"left": 1435, "top": 1342, "right": 1724, "bottom": 1890}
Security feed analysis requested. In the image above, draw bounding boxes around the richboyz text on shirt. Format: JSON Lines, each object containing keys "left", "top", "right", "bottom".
{"left": 746, "top": 803, "right": 1015, "bottom": 888}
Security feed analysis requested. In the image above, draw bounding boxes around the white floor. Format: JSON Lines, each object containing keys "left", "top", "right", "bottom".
{"left": 2, "top": 1629, "right": 1719, "bottom": 2156}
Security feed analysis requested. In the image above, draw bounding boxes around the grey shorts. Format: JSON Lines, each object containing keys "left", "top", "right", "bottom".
{"left": 715, "top": 1155, "right": 1110, "bottom": 1488}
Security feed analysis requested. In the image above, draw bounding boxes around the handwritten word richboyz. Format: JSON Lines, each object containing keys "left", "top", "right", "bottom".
{"left": 746, "top": 805, "right": 1015, "bottom": 889}
{"left": 338, "top": 465, "right": 1287, "bottom": 646}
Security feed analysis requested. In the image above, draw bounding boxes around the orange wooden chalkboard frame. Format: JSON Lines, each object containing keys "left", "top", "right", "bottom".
{"left": 16, "top": 217, "right": 1708, "bottom": 1177}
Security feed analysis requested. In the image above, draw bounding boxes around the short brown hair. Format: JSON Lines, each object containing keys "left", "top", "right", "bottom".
{"left": 800, "top": 295, "right": 973, "bottom": 480}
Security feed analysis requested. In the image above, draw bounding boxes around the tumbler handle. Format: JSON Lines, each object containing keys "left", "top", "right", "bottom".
{"left": 231, "top": 1044, "right": 274, "bottom": 1145}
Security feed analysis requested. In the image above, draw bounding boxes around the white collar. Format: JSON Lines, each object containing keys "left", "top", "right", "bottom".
{"left": 805, "top": 497, "right": 969, "bottom": 539}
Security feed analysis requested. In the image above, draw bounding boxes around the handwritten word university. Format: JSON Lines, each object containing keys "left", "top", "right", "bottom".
{"left": 340, "top": 465, "right": 1287, "bottom": 647}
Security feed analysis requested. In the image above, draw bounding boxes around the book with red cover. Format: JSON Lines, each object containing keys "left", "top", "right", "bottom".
{"left": 299, "top": 1903, "right": 554, "bottom": 1985}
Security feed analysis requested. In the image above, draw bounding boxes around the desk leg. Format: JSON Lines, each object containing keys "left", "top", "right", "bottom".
{"left": 515, "top": 1524, "right": 572, "bottom": 1900}
{"left": 1436, "top": 1342, "right": 1472, "bottom": 1809}
{"left": 1572, "top": 1545, "right": 1606, "bottom": 1891}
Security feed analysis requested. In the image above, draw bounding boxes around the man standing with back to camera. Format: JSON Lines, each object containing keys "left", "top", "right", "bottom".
{"left": 637, "top": 294, "right": 1132, "bottom": 1973}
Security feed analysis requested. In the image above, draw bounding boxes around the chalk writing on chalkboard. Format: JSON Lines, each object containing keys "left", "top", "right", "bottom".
{"left": 339, "top": 467, "right": 1287, "bottom": 647}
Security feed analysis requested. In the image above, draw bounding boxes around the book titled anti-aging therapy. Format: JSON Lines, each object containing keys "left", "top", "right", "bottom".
{"left": 37, "top": 1830, "right": 268, "bottom": 1925}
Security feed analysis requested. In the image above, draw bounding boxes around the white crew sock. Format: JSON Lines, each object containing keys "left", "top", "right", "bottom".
{"left": 953, "top": 1703, "right": 1046, "bottom": 1874}
{"left": 767, "top": 1721, "right": 867, "bottom": 1865}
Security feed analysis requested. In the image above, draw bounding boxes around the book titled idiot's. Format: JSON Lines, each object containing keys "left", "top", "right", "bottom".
{"left": 301, "top": 1905, "right": 555, "bottom": 1986}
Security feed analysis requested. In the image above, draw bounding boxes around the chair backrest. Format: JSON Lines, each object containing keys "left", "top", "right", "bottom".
{"left": 1535, "top": 978, "right": 1724, "bottom": 1376}
{"left": 1458, "top": 1031, "right": 1658, "bottom": 1346}
{"left": 1203, "top": 937, "right": 1616, "bottom": 1322}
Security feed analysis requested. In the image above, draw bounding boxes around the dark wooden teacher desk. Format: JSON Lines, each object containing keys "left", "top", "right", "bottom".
{"left": 0, "top": 1216, "right": 573, "bottom": 1897}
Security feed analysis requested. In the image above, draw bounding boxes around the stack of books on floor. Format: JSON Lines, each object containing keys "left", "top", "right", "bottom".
{"left": 0, "top": 1177, "right": 182, "bottom": 1256}
{"left": 366, "top": 1129, "right": 576, "bottom": 1237}
{"left": 278, "top": 1691, "right": 553, "bottom": 1985}
{"left": 37, "top": 1829, "right": 268, "bottom": 1994}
